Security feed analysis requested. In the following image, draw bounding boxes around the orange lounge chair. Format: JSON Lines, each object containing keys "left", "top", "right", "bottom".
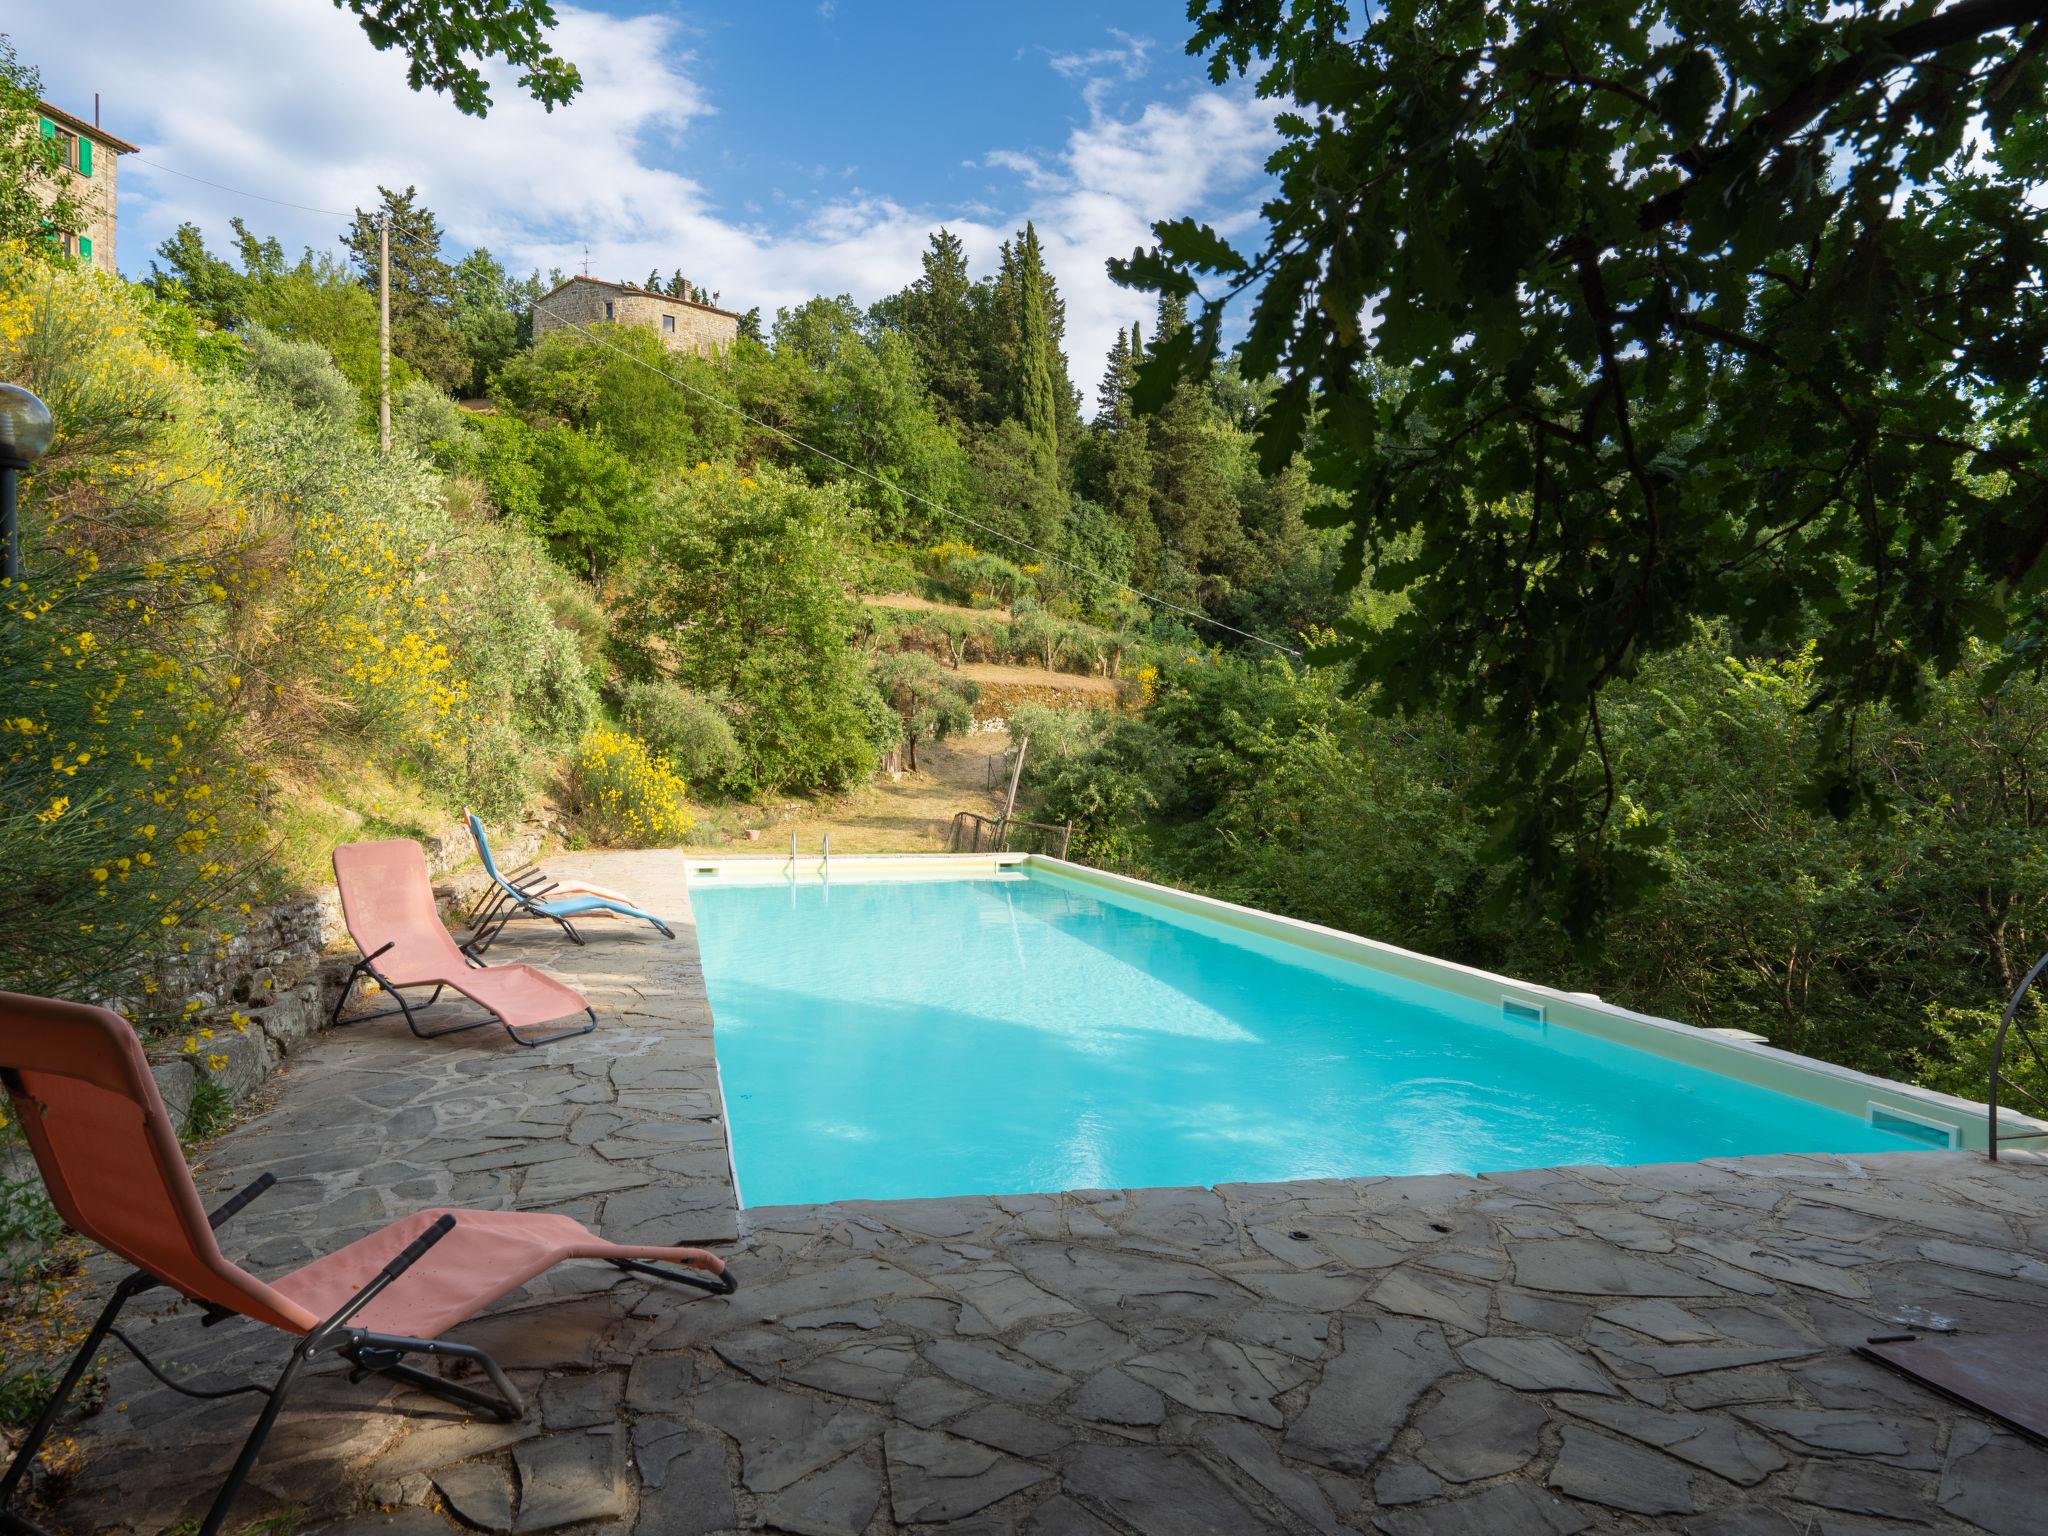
{"left": 0, "top": 992, "right": 734, "bottom": 1536}
{"left": 331, "top": 838, "right": 596, "bottom": 1048}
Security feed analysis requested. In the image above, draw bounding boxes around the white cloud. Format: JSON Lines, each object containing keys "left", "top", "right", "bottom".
{"left": 1029, "top": 99, "right": 1277, "bottom": 403}
{"left": 1046, "top": 29, "right": 1154, "bottom": 111}
{"left": 12, "top": 3, "right": 1274, "bottom": 407}
{"left": 1048, "top": 31, "right": 1152, "bottom": 80}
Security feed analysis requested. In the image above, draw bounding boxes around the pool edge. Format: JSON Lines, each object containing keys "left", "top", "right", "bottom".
{"left": 1025, "top": 854, "right": 2047, "bottom": 1157}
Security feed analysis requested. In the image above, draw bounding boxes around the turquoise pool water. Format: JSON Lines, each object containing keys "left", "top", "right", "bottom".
{"left": 692, "top": 870, "right": 1927, "bottom": 1206}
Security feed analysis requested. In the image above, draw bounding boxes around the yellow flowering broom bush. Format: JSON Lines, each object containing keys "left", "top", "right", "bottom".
{"left": 0, "top": 247, "right": 599, "bottom": 1001}
{"left": 0, "top": 249, "right": 261, "bottom": 1008}
{"left": 213, "top": 387, "right": 597, "bottom": 817}
{"left": 568, "top": 727, "right": 694, "bottom": 846}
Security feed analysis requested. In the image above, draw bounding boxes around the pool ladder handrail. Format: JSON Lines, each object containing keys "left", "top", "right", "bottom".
{"left": 786, "top": 831, "right": 829, "bottom": 880}
{"left": 1987, "top": 946, "right": 2048, "bottom": 1159}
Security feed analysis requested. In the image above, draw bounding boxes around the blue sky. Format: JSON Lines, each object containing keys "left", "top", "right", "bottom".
{"left": 11, "top": 2, "right": 1277, "bottom": 400}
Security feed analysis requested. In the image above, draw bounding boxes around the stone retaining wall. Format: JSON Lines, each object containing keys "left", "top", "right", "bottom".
{"left": 967, "top": 677, "right": 1120, "bottom": 722}
{"left": 144, "top": 820, "right": 542, "bottom": 1128}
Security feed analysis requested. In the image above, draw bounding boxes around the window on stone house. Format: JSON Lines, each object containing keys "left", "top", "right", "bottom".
{"left": 662, "top": 314, "right": 676, "bottom": 333}
{"left": 605, "top": 301, "right": 615, "bottom": 320}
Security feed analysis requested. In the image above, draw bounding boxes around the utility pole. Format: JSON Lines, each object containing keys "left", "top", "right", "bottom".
{"left": 377, "top": 212, "right": 391, "bottom": 455}
{"left": 1000, "top": 736, "right": 1029, "bottom": 825}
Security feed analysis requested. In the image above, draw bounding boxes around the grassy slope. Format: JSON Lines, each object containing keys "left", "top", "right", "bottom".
{"left": 686, "top": 730, "right": 1015, "bottom": 854}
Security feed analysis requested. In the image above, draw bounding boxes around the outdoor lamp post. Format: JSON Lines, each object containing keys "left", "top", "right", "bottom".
{"left": 0, "top": 383, "right": 55, "bottom": 584}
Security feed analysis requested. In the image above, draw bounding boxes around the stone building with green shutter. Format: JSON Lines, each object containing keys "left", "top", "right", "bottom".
{"left": 36, "top": 100, "right": 135, "bottom": 275}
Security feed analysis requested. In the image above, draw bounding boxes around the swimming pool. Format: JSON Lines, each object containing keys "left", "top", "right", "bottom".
{"left": 692, "top": 865, "right": 1937, "bottom": 1206}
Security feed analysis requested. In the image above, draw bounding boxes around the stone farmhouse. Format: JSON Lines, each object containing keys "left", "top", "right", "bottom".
{"left": 531, "top": 275, "right": 742, "bottom": 356}
{"left": 35, "top": 100, "right": 135, "bottom": 275}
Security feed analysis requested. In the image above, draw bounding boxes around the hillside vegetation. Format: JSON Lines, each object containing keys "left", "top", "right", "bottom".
{"left": 3, "top": 27, "right": 2045, "bottom": 1114}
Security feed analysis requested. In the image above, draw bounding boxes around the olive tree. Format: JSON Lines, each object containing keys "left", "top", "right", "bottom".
{"left": 871, "top": 651, "right": 978, "bottom": 771}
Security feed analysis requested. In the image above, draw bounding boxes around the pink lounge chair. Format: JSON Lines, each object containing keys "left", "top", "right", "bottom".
{"left": 0, "top": 992, "right": 733, "bottom": 1536}
{"left": 332, "top": 838, "right": 595, "bottom": 1048}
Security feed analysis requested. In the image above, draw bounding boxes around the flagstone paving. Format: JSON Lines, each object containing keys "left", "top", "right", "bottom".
{"left": 28, "top": 852, "right": 2048, "bottom": 1534}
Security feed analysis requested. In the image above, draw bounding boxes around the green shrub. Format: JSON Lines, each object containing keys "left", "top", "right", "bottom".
{"left": 240, "top": 252, "right": 388, "bottom": 407}
{"left": 0, "top": 248, "right": 608, "bottom": 999}
{"left": 935, "top": 550, "right": 1031, "bottom": 608}
{"left": 475, "top": 412, "right": 650, "bottom": 578}
{"left": 1007, "top": 601, "right": 1072, "bottom": 671}
{"left": 392, "top": 378, "right": 479, "bottom": 471}
{"left": 1020, "top": 710, "right": 1171, "bottom": 870}
{"left": 475, "top": 410, "right": 543, "bottom": 524}
{"left": 241, "top": 322, "right": 355, "bottom": 421}
{"left": 1006, "top": 702, "right": 1103, "bottom": 763}
{"left": 0, "top": 252, "right": 260, "bottom": 1007}
{"left": 1913, "top": 1002, "right": 2048, "bottom": 1113}
{"left": 613, "top": 465, "right": 881, "bottom": 796}
{"left": 490, "top": 321, "right": 741, "bottom": 471}
{"left": 524, "top": 423, "right": 648, "bottom": 578}
{"left": 207, "top": 378, "right": 598, "bottom": 818}
{"left": 568, "top": 728, "right": 695, "bottom": 846}
{"left": 620, "top": 679, "right": 743, "bottom": 789}
{"left": 544, "top": 578, "right": 611, "bottom": 672}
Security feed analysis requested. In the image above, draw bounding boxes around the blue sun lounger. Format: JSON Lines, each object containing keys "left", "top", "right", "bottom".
{"left": 464, "top": 812, "right": 675, "bottom": 951}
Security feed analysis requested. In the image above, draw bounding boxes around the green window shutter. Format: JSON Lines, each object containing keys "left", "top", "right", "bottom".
{"left": 39, "top": 117, "right": 54, "bottom": 140}
{"left": 77, "top": 139, "right": 92, "bottom": 177}
{"left": 78, "top": 236, "right": 92, "bottom": 262}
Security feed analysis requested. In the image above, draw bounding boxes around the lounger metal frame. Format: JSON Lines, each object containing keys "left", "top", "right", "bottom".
{"left": 462, "top": 817, "right": 674, "bottom": 954}
{"left": 464, "top": 863, "right": 567, "bottom": 940}
{"left": 329, "top": 939, "right": 597, "bottom": 1049}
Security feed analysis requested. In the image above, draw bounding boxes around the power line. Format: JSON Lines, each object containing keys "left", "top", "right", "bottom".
{"left": 127, "top": 158, "right": 456, "bottom": 254}
{"left": 554, "top": 316, "right": 1304, "bottom": 659}
{"left": 128, "top": 157, "right": 356, "bottom": 220}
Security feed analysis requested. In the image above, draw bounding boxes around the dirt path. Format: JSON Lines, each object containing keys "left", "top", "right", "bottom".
{"left": 864, "top": 591, "right": 1014, "bottom": 622}
{"left": 686, "top": 729, "right": 1014, "bottom": 854}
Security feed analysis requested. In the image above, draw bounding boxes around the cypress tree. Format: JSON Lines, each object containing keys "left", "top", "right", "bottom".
{"left": 1095, "top": 324, "right": 1159, "bottom": 582}
{"left": 1015, "top": 230, "right": 1068, "bottom": 546}
{"left": 1015, "top": 236, "right": 1060, "bottom": 467}
{"left": 1148, "top": 293, "right": 1236, "bottom": 579}
{"left": 902, "top": 229, "right": 983, "bottom": 425}
{"left": 1015, "top": 223, "right": 1080, "bottom": 450}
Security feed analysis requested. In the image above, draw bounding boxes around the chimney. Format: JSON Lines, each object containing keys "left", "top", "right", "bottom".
{"left": 94, "top": 92, "right": 100, "bottom": 127}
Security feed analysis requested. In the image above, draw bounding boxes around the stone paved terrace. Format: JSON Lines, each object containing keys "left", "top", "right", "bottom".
{"left": 30, "top": 852, "right": 2048, "bottom": 1535}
